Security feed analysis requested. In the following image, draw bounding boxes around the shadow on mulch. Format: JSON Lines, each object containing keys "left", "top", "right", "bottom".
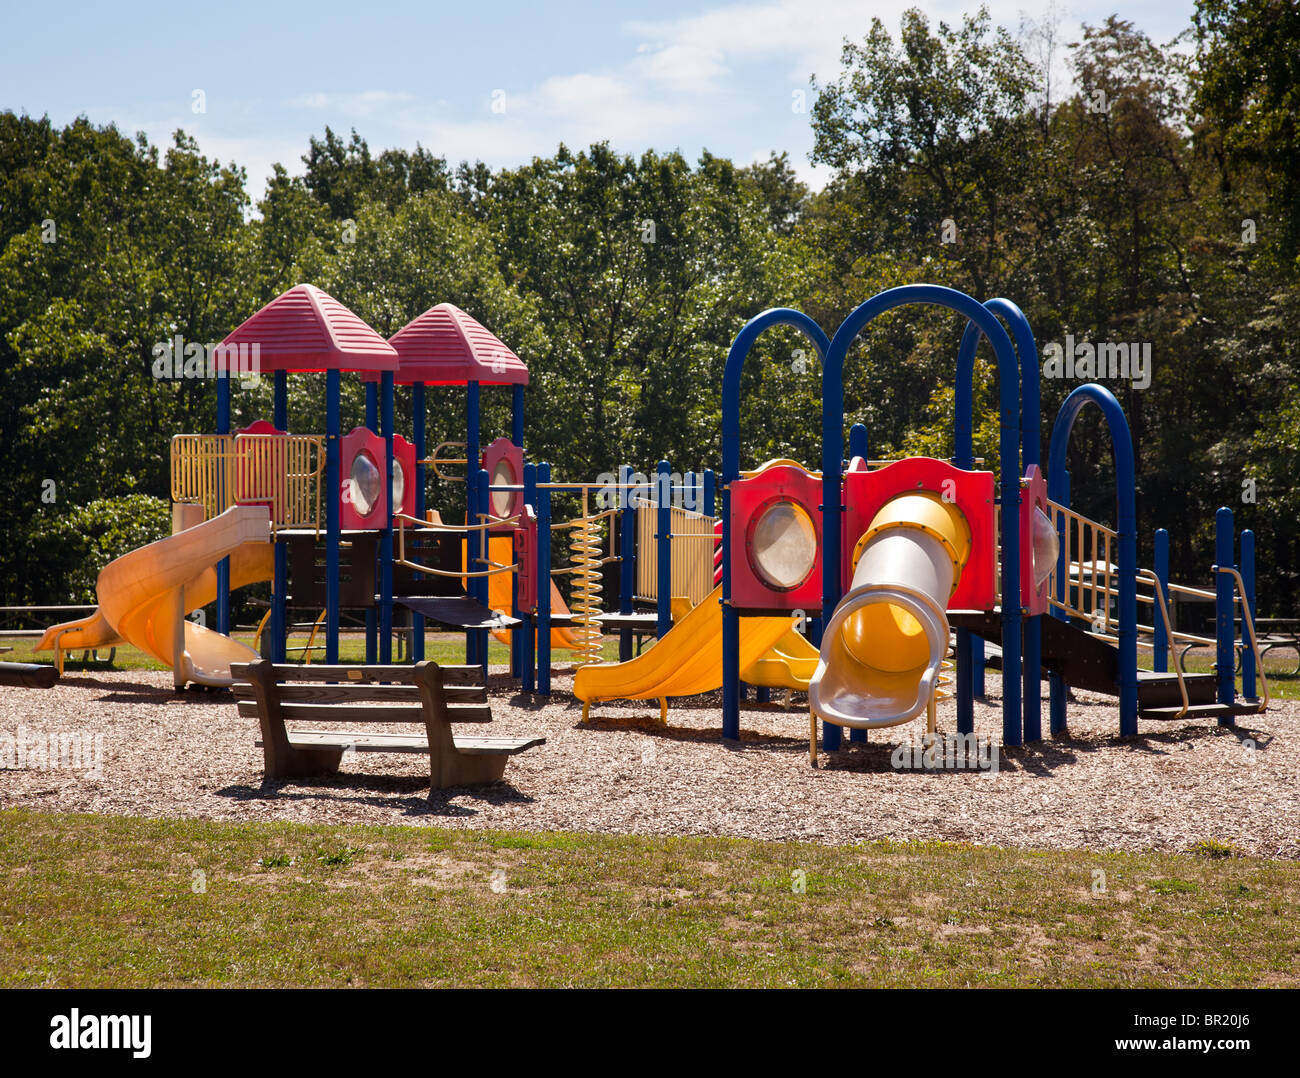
{"left": 215, "top": 774, "right": 535, "bottom": 819}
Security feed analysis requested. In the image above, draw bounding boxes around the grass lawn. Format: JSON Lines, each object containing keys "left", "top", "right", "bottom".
{"left": 1, "top": 809, "right": 1296, "bottom": 988}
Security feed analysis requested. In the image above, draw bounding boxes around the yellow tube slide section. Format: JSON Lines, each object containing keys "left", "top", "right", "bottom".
{"left": 573, "top": 583, "right": 801, "bottom": 711}
{"left": 809, "top": 492, "right": 970, "bottom": 730}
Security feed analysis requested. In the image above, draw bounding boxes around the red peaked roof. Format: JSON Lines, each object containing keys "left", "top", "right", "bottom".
{"left": 365, "top": 303, "right": 529, "bottom": 386}
{"left": 217, "top": 284, "right": 398, "bottom": 373}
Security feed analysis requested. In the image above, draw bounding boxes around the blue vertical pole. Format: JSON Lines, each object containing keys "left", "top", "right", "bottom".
{"left": 618, "top": 464, "right": 635, "bottom": 662}
{"left": 475, "top": 467, "right": 490, "bottom": 682}
{"left": 325, "top": 368, "right": 341, "bottom": 664}
{"left": 1153, "top": 529, "right": 1169, "bottom": 674}
{"left": 522, "top": 462, "right": 537, "bottom": 691}
{"left": 364, "top": 381, "right": 378, "bottom": 663}
{"left": 656, "top": 460, "right": 671, "bottom": 638}
{"left": 537, "top": 463, "right": 552, "bottom": 695}
{"left": 511, "top": 383, "right": 524, "bottom": 448}
{"left": 271, "top": 371, "right": 288, "bottom": 663}
{"left": 1049, "top": 474, "right": 1069, "bottom": 735}
{"left": 411, "top": 381, "right": 426, "bottom": 663}
{"left": 1215, "top": 507, "right": 1235, "bottom": 722}
{"left": 379, "top": 371, "right": 395, "bottom": 663}
{"left": 1241, "top": 530, "right": 1256, "bottom": 701}
{"left": 466, "top": 381, "right": 481, "bottom": 665}
{"left": 846, "top": 423, "right": 869, "bottom": 743}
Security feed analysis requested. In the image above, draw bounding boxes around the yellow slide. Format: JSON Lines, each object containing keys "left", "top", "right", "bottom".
{"left": 37, "top": 505, "right": 272, "bottom": 688}
{"left": 482, "top": 535, "right": 581, "bottom": 651}
{"left": 573, "top": 584, "right": 805, "bottom": 720}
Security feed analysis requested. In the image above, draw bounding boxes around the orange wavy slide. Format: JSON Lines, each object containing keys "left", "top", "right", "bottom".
{"left": 37, "top": 505, "right": 272, "bottom": 687}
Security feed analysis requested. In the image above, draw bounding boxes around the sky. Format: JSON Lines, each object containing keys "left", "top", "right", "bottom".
{"left": 0, "top": 1, "right": 1197, "bottom": 199}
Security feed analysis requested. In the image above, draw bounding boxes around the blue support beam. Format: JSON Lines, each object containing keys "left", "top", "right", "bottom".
{"left": 656, "top": 460, "right": 671, "bottom": 638}
{"left": 1153, "top": 529, "right": 1169, "bottom": 673}
{"left": 537, "top": 462, "right": 552, "bottom": 695}
{"left": 522, "top": 462, "right": 538, "bottom": 691}
{"left": 411, "top": 381, "right": 426, "bottom": 663}
{"left": 1215, "top": 507, "right": 1236, "bottom": 722}
{"left": 379, "top": 371, "right": 395, "bottom": 663}
{"left": 325, "top": 369, "right": 341, "bottom": 664}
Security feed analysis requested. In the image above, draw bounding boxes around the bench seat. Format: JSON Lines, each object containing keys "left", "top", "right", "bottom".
{"left": 232, "top": 659, "right": 544, "bottom": 788}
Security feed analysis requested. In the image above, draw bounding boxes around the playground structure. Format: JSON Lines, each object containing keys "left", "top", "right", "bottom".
{"left": 31, "top": 281, "right": 1268, "bottom": 758}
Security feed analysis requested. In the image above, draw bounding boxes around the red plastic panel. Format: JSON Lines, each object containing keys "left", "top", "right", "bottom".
{"left": 340, "top": 427, "right": 388, "bottom": 529}
{"left": 728, "top": 463, "right": 823, "bottom": 613}
{"left": 392, "top": 435, "right": 416, "bottom": 521}
{"left": 1020, "top": 464, "right": 1050, "bottom": 617}
{"left": 482, "top": 437, "right": 523, "bottom": 521}
{"left": 841, "top": 457, "right": 996, "bottom": 612}
{"left": 514, "top": 505, "right": 538, "bottom": 614}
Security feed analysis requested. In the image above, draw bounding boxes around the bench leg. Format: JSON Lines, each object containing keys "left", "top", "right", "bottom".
{"left": 432, "top": 751, "right": 510, "bottom": 789}
{"left": 264, "top": 743, "right": 345, "bottom": 780}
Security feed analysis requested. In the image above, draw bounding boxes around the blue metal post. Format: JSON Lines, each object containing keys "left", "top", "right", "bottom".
{"left": 1215, "top": 507, "right": 1236, "bottom": 721}
{"left": 271, "top": 371, "right": 288, "bottom": 663}
{"left": 618, "top": 464, "right": 635, "bottom": 662}
{"left": 1049, "top": 472, "right": 1070, "bottom": 735}
{"left": 411, "top": 382, "right": 426, "bottom": 662}
{"left": 1153, "top": 529, "right": 1169, "bottom": 673}
{"left": 522, "top": 462, "right": 537, "bottom": 691}
{"left": 847, "top": 423, "right": 869, "bottom": 743}
{"left": 512, "top": 383, "right": 525, "bottom": 448}
{"left": 475, "top": 467, "right": 490, "bottom": 681}
{"left": 325, "top": 368, "right": 341, "bottom": 664}
{"left": 1241, "top": 529, "right": 1257, "bottom": 701}
{"left": 537, "top": 463, "right": 552, "bottom": 695}
{"left": 379, "top": 371, "right": 395, "bottom": 663}
{"left": 465, "top": 381, "right": 481, "bottom": 665}
{"left": 364, "top": 381, "right": 378, "bottom": 663}
{"left": 656, "top": 460, "right": 671, "bottom": 638}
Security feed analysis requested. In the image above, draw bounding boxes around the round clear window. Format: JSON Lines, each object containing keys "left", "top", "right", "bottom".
{"left": 491, "top": 459, "right": 516, "bottom": 518}
{"left": 349, "top": 450, "right": 381, "bottom": 518}
{"left": 749, "top": 499, "right": 817, "bottom": 590}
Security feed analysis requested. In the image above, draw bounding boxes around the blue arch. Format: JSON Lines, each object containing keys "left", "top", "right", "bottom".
{"left": 720, "top": 307, "right": 832, "bottom": 740}
{"left": 1047, "top": 383, "right": 1138, "bottom": 736}
{"left": 822, "top": 284, "right": 1025, "bottom": 746}
{"left": 954, "top": 297, "right": 1042, "bottom": 737}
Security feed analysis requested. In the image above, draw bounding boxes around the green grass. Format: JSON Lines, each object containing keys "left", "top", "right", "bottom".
{"left": 1, "top": 809, "right": 1297, "bottom": 987}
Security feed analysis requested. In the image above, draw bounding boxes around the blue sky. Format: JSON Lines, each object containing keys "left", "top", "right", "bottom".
{"left": 1, "top": 1, "right": 1196, "bottom": 198}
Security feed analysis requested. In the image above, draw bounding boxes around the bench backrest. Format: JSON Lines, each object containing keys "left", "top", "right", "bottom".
{"left": 230, "top": 661, "right": 491, "bottom": 725}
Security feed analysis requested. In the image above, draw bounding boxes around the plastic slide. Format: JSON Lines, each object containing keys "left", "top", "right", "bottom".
{"left": 573, "top": 584, "right": 800, "bottom": 719}
{"left": 37, "top": 505, "right": 272, "bottom": 687}
{"left": 742, "top": 624, "right": 821, "bottom": 691}
{"left": 809, "top": 491, "right": 969, "bottom": 730}
{"left": 482, "top": 535, "right": 581, "bottom": 651}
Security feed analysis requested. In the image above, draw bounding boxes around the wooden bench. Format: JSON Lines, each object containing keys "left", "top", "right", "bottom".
{"left": 230, "top": 660, "right": 544, "bottom": 788}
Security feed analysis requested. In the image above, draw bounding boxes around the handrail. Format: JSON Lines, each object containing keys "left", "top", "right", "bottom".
{"left": 427, "top": 441, "right": 467, "bottom": 483}
{"left": 1138, "top": 568, "right": 1189, "bottom": 719}
{"left": 394, "top": 511, "right": 522, "bottom": 532}
{"left": 1218, "top": 565, "right": 1270, "bottom": 711}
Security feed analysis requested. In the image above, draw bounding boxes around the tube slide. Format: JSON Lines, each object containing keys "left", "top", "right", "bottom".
{"left": 37, "top": 505, "right": 272, "bottom": 687}
{"left": 809, "top": 492, "right": 970, "bottom": 730}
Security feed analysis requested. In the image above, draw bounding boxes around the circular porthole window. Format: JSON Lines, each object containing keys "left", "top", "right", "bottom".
{"left": 491, "top": 459, "right": 516, "bottom": 518}
{"left": 746, "top": 497, "right": 817, "bottom": 591}
{"left": 349, "top": 450, "right": 381, "bottom": 518}
{"left": 390, "top": 457, "right": 406, "bottom": 515}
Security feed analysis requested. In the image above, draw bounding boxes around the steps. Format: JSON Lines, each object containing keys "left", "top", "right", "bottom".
{"left": 949, "top": 609, "right": 1220, "bottom": 712}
